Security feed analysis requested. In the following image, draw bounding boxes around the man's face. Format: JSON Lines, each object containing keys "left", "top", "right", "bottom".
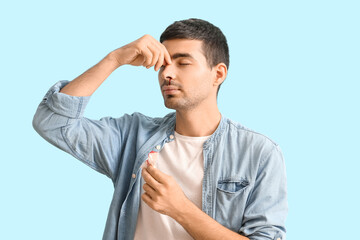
{"left": 158, "top": 39, "right": 217, "bottom": 111}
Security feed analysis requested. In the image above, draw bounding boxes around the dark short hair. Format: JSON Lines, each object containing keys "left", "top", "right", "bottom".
{"left": 160, "top": 18, "right": 229, "bottom": 94}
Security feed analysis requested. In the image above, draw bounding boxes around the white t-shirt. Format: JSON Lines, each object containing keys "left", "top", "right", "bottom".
{"left": 134, "top": 131, "right": 211, "bottom": 240}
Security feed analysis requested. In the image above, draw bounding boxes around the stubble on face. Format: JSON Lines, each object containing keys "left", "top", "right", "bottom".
{"left": 163, "top": 90, "right": 208, "bottom": 111}
{"left": 159, "top": 39, "right": 215, "bottom": 112}
{"left": 160, "top": 78, "right": 208, "bottom": 111}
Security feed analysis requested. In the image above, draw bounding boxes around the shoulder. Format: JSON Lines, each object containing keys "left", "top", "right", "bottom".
{"left": 221, "top": 116, "right": 282, "bottom": 162}
{"left": 221, "top": 117, "right": 286, "bottom": 177}
{"left": 223, "top": 117, "right": 279, "bottom": 145}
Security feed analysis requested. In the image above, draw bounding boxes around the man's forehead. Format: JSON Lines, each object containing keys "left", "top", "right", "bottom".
{"left": 162, "top": 39, "right": 205, "bottom": 59}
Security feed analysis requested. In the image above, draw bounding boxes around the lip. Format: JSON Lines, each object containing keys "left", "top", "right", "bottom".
{"left": 162, "top": 86, "right": 179, "bottom": 91}
{"left": 162, "top": 86, "right": 180, "bottom": 95}
{"left": 163, "top": 89, "right": 180, "bottom": 95}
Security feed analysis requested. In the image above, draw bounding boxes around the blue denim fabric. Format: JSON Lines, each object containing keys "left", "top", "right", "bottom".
{"left": 33, "top": 80, "right": 288, "bottom": 240}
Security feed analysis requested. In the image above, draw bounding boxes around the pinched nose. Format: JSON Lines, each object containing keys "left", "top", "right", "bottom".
{"left": 159, "top": 63, "right": 176, "bottom": 82}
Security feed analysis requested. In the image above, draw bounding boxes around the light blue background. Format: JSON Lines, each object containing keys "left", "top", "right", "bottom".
{"left": 1, "top": 1, "right": 359, "bottom": 239}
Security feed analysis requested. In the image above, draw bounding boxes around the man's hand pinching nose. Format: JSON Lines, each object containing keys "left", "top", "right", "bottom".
{"left": 112, "top": 34, "right": 172, "bottom": 71}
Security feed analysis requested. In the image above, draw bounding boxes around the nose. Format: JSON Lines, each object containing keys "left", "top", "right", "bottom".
{"left": 159, "top": 63, "right": 175, "bottom": 84}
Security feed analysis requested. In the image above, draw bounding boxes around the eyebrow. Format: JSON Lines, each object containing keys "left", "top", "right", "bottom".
{"left": 171, "top": 53, "right": 195, "bottom": 60}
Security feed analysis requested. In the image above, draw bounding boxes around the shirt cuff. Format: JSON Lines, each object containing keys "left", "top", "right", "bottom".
{"left": 42, "top": 80, "right": 91, "bottom": 119}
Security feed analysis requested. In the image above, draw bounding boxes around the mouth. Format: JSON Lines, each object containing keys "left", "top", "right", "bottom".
{"left": 164, "top": 89, "right": 179, "bottom": 95}
{"left": 162, "top": 86, "right": 180, "bottom": 95}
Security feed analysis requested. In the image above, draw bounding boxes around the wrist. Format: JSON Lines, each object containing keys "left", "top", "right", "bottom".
{"left": 172, "top": 198, "right": 197, "bottom": 224}
{"left": 106, "top": 50, "right": 124, "bottom": 68}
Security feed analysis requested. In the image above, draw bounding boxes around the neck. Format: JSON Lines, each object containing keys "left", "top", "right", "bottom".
{"left": 175, "top": 104, "right": 221, "bottom": 137}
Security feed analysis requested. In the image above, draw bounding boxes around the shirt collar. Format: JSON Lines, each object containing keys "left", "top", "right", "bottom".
{"left": 165, "top": 112, "right": 226, "bottom": 149}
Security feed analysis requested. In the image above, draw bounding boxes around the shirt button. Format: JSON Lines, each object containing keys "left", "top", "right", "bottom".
{"left": 156, "top": 145, "right": 161, "bottom": 150}
{"left": 132, "top": 173, "right": 136, "bottom": 178}
{"left": 169, "top": 135, "right": 174, "bottom": 139}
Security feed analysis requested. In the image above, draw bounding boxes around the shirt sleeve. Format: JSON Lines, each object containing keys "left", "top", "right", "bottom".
{"left": 32, "top": 80, "right": 132, "bottom": 181}
{"left": 240, "top": 145, "right": 288, "bottom": 240}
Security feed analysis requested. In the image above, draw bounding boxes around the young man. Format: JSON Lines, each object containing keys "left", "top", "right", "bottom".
{"left": 33, "top": 18, "right": 288, "bottom": 240}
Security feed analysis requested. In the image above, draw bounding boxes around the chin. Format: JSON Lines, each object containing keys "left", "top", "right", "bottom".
{"left": 163, "top": 93, "right": 197, "bottom": 111}
{"left": 163, "top": 96, "right": 180, "bottom": 110}
{"left": 162, "top": 95, "right": 173, "bottom": 106}
{"left": 164, "top": 101, "right": 177, "bottom": 110}
{"left": 164, "top": 98, "right": 195, "bottom": 111}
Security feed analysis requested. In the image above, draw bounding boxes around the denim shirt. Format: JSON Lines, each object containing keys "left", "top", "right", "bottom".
{"left": 33, "top": 81, "right": 288, "bottom": 240}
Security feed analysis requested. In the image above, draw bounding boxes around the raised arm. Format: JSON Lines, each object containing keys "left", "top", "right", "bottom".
{"left": 33, "top": 35, "right": 171, "bottom": 181}
{"left": 60, "top": 34, "right": 172, "bottom": 96}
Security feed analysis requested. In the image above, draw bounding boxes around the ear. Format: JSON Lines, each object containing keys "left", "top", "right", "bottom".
{"left": 212, "top": 63, "right": 227, "bottom": 87}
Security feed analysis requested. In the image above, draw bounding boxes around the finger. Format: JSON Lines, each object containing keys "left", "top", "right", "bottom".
{"left": 143, "top": 183, "right": 157, "bottom": 197}
{"left": 141, "top": 46, "right": 153, "bottom": 67}
{"left": 161, "top": 44, "right": 172, "bottom": 65}
{"left": 142, "top": 192, "right": 153, "bottom": 205}
{"left": 142, "top": 167, "right": 161, "bottom": 189}
{"left": 146, "top": 164, "right": 168, "bottom": 184}
{"left": 147, "top": 36, "right": 170, "bottom": 67}
{"left": 155, "top": 50, "right": 164, "bottom": 71}
{"left": 147, "top": 43, "right": 161, "bottom": 69}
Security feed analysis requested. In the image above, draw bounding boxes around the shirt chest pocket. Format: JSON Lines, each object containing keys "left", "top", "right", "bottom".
{"left": 215, "top": 178, "right": 251, "bottom": 233}
{"left": 217, "top": 179, "right": 249, "bottom": 193}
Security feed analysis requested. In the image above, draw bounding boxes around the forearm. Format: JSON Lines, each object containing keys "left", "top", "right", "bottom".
{"left": 60, "top": 52, "right": 121, "bottom": 96}
{"left": 174, "top": 201, "right": 249, "bottom": 240}
{"left": 60, "top": 34, "right": 171, "bottom": 97}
